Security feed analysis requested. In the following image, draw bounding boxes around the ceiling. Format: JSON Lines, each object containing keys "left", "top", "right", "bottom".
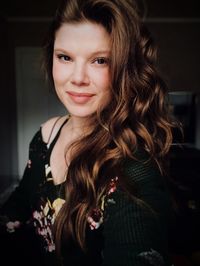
{"left": 1, "top": 0, "right": 200, "bottom": 19}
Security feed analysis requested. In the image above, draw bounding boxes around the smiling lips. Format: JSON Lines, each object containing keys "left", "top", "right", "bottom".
{"left": 66, "top": 91, "right": 95, "bottom": 104}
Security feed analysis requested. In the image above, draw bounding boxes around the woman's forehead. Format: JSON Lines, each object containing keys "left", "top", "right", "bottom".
{"left": 54, "top": 22, "right": 111, "bottom": 55}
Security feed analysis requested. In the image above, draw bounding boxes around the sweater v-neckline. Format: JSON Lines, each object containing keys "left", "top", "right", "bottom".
{"left": 39, "top": 117, "right": 69, "bottom": 186}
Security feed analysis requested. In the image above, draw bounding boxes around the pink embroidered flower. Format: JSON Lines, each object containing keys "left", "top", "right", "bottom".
{"left": 87, "top": 208, "right": 103, "bottom": 230}
{"left": 27, "top": 159, "right": 32, "bottom": 168}
{"left": 6, "top": 220, "right": 21, "bottom": 233}
{"left": 108, "top": 176, "right": 118, "bottom": 195}
{"left": 32, "top": 206, "right": 55, "bottom": 252}
{"left": 87, "top": 176, "right": 118, "bottom": 230}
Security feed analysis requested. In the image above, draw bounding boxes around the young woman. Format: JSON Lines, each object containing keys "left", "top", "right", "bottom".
{"left": 0, "top": 0, "right": 176, "bottom": 265}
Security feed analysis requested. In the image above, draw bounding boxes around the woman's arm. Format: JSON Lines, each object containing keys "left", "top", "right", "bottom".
{"left": 102, "top": 156, "right": 173, "bottom": 266}
{"left": 0, "top": 130, "right": 43, "bottom": 230}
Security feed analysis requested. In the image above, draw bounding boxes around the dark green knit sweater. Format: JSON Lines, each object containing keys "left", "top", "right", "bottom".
{"left": 0, "top": 126, "right": 173, "bottom": 266}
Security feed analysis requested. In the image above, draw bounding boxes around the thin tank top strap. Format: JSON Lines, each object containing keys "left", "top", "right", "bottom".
{"left": 47, "top": 115, "right": 69, "bottom": 149}
{"left": 46, "top": 116, "right": 62, "bottom": 145}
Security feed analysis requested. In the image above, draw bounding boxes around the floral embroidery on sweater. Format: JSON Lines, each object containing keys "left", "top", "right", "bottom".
{"left": 27, "top": 159, "right": 32, "bottom": 168}
{"left": 32, "top": 198, "right": 65, "bottom": 252}
{"left": 87, "top": 176, "right": 118, "bottom": 230}
{"left": 6, "top": 220, "right": 21, "bottom": 233}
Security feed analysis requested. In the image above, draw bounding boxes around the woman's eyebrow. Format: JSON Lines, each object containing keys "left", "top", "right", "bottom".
{"left": 89, "top": 50, "right": 111, "bottom": 56}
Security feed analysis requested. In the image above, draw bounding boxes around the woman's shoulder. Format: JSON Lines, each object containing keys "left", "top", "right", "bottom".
{"left": 122, "top": 149, "right": 161, "bottom": 183}
{"left": 104, "top": 150, "right": 172, "bottom": 219}
{"left": 41, "top": 115, "right": 69, "bottom": 144}
{"left": 121, "top": 149, "right": 170, "bottom": 198}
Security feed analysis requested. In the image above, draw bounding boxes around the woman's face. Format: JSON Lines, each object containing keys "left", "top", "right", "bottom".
{"left": 53, "top": 21, "right": 111, "bottom": 119}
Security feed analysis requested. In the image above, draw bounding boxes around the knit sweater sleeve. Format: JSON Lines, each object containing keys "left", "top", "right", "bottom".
{"left": 102, "top": 154, "right": 172, "bottom": 266}
{"left": 0, "top": 130, "right": 44, "bottom": 226}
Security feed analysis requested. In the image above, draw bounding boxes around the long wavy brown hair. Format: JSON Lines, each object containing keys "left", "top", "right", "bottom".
{"left": 43, "top": 0, "right": 176, "bottom": 254}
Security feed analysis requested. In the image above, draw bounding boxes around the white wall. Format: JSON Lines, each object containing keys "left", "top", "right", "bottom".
{"left": 15, "top": 47, "right": 66, "bottom": 178}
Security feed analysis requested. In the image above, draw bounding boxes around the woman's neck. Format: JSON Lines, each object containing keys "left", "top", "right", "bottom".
{"left": 66, "top": 115, "right": 90, "bottom": 139}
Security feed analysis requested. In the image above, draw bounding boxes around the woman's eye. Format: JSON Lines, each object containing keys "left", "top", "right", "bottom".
{"left": 57, "top": 54, "right": 71, "bottom": 62}
{"left": 94, "top": 57, "right": 109, "bottom": 65}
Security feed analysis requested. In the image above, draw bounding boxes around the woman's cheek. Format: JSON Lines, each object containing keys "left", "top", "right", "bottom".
{"left": 53, "top": 65, "right": 68, "bottom": 84}
{"left": 92, "top": 68, "right": 111, "bottom": 90}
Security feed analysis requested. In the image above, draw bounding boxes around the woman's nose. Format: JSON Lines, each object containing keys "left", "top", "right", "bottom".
{"left": 70, "top": 62, "right": 90, "bottom": 86}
